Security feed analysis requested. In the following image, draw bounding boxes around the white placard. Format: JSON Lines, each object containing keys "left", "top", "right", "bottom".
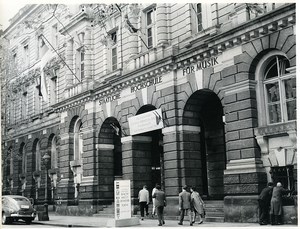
{"left": 114, "top": 180, "right": 131, "bottom": 220}
{"left": 128, "top": 108, "right": 164, "bottom": 135}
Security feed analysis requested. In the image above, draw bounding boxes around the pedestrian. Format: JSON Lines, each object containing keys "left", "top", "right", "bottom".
{"left": 178, "top": 185, "right": 193, "bottom": 226}
{"left": 152, "top": 184, "right": 166, "bottom": 226}
{"left": 270, "top": 182, "right": 291, "bottom": 225}
{"left": 138, "top": 185, "right": 150, "bottom": 220}
{"left": 190, "top": 186, "right": 205, "bottom": 224}
{"left": 258, "top": 182, "right": 273, "bottom": 225}
{"left": 152, "top": 183, "right": 159, "bottom": 217}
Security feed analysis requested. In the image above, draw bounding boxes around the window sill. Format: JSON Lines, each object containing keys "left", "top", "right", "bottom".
{"left": 254, "top": 121, "right": 296, "bottom": 137}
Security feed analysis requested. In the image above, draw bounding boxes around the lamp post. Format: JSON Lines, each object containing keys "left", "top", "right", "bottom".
{"left": 42, "top": 152, "right": 50, "bottom": 204}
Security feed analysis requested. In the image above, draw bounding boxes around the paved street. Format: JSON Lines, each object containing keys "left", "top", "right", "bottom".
{"left": 2, "top": 213, "right": 296, "bottom": 228}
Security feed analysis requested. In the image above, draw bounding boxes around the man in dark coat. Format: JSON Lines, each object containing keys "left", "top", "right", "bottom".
{"left": 178, "top": 185, "right": 193, "bottom": 226}
{"left": 258, "top": 182, "right": 273, "bottom": 225}
{"left": 270, "top": 182, "right": 291, "bottom": 225}
{"left": 152, "top": 184, "right": 166, "bottom": 226}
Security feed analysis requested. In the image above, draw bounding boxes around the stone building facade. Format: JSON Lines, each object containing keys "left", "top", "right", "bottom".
{"left": 1, "top": 3, "right": 297, "bottom": 223}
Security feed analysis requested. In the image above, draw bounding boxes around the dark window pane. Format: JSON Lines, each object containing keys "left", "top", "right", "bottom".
{"left": 268, "top": 103, "right": 281, "bottom": 123}
{"left": 266, "top": 82, "right": 280, "bottom": 102}
{"left": 284, "top": 78, "right": 296, "bottom": 99}
{"left": 147, "top": 28, "right": 153, "bottom": 48}
{"left": 286, "top": 100, "right": 296, "bottom": 121}
{"left": 265, "top": 61, "right": 278, "bottom": 79}
{"left": 147, "top": 10, "right": 153, "bottom": 25}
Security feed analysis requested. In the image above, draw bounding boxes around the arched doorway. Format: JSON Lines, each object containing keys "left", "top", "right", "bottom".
{"left": 135, "top": 105, "right": 164, "bottom": 191}
{"left": 98, "top": 117, "right": 122, "bottom": 200}
{"left": 183, "top": 89, "right": 225, "bottom": 199}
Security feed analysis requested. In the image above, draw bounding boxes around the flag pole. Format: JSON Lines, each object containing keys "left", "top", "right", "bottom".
{"left": 40, "top": 34, "right": 81, "bottom": 83}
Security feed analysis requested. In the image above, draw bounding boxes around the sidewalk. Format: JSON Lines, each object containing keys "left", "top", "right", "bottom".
{"left": 32, "top": 213, "right": 297, "bottom": 228}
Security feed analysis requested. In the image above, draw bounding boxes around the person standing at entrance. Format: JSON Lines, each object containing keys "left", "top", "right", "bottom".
{"left": 258, "top": 182, "right": 273, "bottom": 225}
{"left": 190, "top": 186, "right": 205, "bottom": 224}
{"left": 138, "top": 185, "right": 149, "bottom": 220}
{"left": 152, "top": 184, "right": 166, "bottom": 226}
{"left": 152, "top": 184, "right": 159, "bottom": 216}
{"left": 270, "top": 182, "right": 291, "bottom": 225}
{"left": 178, "top": 185, "right": 193, "bottom": 226}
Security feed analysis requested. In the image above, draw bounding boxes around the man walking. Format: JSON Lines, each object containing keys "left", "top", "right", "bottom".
{"left": 152, "top": 184, "right": 166, "bottom": 226}
{"left": 178, "top": 185, "right": 193, "bottom": 226}
{"left": 138, "top": 185, "right": 149, "bottom": 220}
{"left": 258, "top": 182, "right": 273, "bottom": 225}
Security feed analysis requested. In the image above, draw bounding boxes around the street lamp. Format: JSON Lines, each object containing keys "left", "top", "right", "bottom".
{"left": 42, "top": 152, "right": 50, "bottom": 204}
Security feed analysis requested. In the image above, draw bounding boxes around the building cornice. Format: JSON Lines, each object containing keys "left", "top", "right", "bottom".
{"left": 174, "top": 4, "right": 295, "bottom": 71}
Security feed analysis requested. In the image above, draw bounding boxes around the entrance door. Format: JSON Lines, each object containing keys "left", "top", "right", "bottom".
{"left": 183, "top": 89, "right": 226, "bottom": 200}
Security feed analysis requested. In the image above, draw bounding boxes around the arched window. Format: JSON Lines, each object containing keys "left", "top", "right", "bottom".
{"left": 74, "top": 118, "right": 83, "bottom": 161}
{"left": 256, "top": 52, "right": 296, "bottom": 125}
{"left": 51, "top": 136, "right": 58, "bottom": 169}
{"left": 22, "top": 145, "right": 27, "bottom": 173}
{"left": 263, "top": 56, "right": 295, "bottom": 124}
{"left": 35, "top": 141, "right": 41, "bottom": 171}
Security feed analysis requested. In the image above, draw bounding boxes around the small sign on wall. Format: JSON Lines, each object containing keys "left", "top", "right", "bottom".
{"left": 114, "top": 180, "right": 131, "bottom": 220}
{"left": 128, "top": 108, "right": 164, "bottom": 135}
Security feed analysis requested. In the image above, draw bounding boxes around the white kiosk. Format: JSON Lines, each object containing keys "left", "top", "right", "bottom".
{"left": 106, "top": 180, "right": 140, "bottom": 227}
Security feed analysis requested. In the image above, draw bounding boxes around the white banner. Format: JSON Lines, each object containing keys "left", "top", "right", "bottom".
{"left": 114, "top": 180, "right": 131, "bottom": 220}
{"left": 128, "top": 108, "right": 164, "bottom": 135}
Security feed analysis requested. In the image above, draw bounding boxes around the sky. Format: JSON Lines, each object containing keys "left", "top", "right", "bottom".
{"left": 0, "top": 1, "right": 27, "bottom": 30}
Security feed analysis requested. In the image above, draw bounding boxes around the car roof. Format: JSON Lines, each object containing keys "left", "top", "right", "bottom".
{"left": 2, "top": 195, "right": 29, "bottom": 199}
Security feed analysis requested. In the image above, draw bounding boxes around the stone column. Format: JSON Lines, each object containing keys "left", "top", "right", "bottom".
{"left": 121, "top": 136, "right": 152, "bottom": 203}
{"left": 156, "top": 4, "right": 168, "bottom": 46}
{"left": 65, "top": 39, "right": 74, "bottom": 89}
{"left": 96, "top": 143, "right": 115, "bottom": 200}
{"left": 82, "top": 28, "right": 92, "bottom": 91}
{"left": 222, "top": 79, "right": 267, "bottom": 222}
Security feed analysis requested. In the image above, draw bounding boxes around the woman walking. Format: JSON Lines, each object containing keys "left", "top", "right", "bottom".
{"left": 190, "top": 186, "right": 205, "bottom": 224}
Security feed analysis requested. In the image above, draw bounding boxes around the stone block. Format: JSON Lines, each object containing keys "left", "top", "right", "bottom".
{"left": 222, "top": 65, "right": 237, "bottom": 77}
{"left": 282, "top": 35, "right": 295, "bottom": 54}
{"left": 225, "top": 183, "right": 261, "bottom": 194}
{"left": 224, "top": 94, "right": 237, "bottom": 104}
{"left": 225, "top": 118, "right": 257, "bottom": 132}
{"left": 225, "top": 99, "right": 257, "bottom": 113}
{"left": 242, "top": 42, "right": 258, "bottom": 58}
{"left": 224, "top": 195, "right": 259, "bottom": 223}
{"left": 224, "top": 174, "right": 240, "bottom": 184}
{"left": 239, "top": 128, "right": 254, "bottom": 139}
{"left": 260, "top": 36, "right": 270, "bottom": 50}
{"left": 237, "top": 62, "right": 251, "bottom": 73}
{"left": 251, "top": 39, "right": 263, "bottom": 54}
{"left": 226, "top": 138, "right": 257, "bottom": 151}
{"left": 106, "top": 217, "right": 140, "bottom": 227}
{"left": 238, "top": 108, "right": 257, "bottom": 119}
{"left": 226, "top": 112, "right": 238, "bottom": 123}
{"left": 270, "top": 31, "right": 280, "bottom": 48}
{"left": 222, "top": 75, "right": 236, "bottom": 86}
{"left": 236, "top": 90, "right": 256, "bottom": 101}
{"left": 241, "top": 148, "right": 260, "bottom": 158}
{"left": 239, "top": 173, "right": 267, "bottom": 184}
{"left": 225, "top": 131, "right": 239, "bottom": 141}
{"left": 276, "top": 26, "right": 293, "bottom": 50}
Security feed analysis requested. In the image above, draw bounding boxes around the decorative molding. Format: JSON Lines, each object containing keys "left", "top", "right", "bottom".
{"left": 224, "top": 158, "right": 266, "bottom": 175}
{"left": 121, "top": 135, "right": 152, "bottom": 143}
{"left": 254, "top": 121, "right": 296, "bottom": 137}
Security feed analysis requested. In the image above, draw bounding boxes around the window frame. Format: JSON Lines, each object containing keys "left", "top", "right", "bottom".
{"left": 256, "top": 51, "right": 295, "bottom": 126}
{"left": 145, "top": 7, "right": 157, "bottom": 49}
{"left": 76, "top": 47, "right": 85, "bottom": 82}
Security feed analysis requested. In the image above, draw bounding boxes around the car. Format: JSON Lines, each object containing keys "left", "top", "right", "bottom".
{"left": 2, "top": 195, "right": 36, "bottom": 225}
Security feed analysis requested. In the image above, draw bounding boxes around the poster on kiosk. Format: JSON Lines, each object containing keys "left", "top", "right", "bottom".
{"left": 114, "top": 180, "right": 131, "bottom": 220}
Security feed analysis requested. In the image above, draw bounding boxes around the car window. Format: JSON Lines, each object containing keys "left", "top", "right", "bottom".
{"left": 2, "top": 198, "right": 10, "bottom": 207}
{"left": 13, "top": 197, "right": 31, "bottom": 205}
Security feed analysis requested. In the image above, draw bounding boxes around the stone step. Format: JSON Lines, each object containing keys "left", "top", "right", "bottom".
{"left": 204, "top": 216, "right": 224, "bottom": 223}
